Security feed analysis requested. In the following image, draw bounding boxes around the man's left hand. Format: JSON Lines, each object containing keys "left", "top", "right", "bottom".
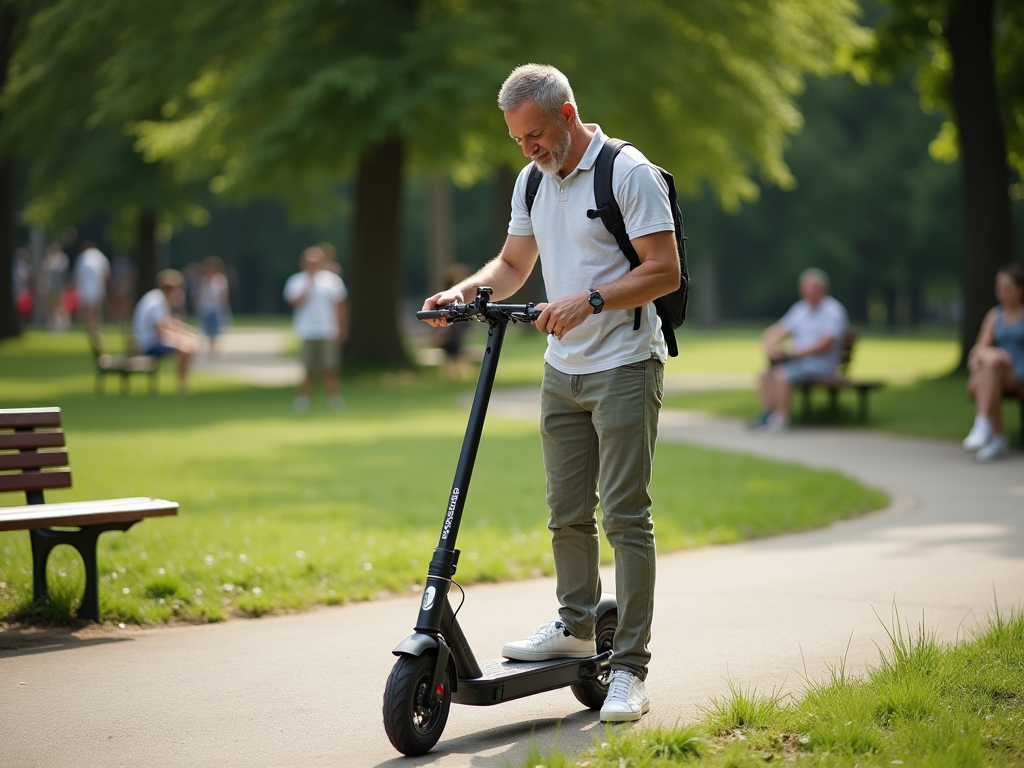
{"left": 535, "top": 290, "right": 593, "bottom": 341}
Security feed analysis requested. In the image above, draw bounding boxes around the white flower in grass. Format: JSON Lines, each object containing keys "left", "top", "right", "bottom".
{"left": 122, "top": 587, "right": 130, "bottom": 594}
{"left": 204, "top": 555, "right": 215, "bottom": 566}
{"left": 252, "top": 587, "right": 262, "bottom": 596}
{"left": 295, "top": 551, "right": 306, "bottom": 560}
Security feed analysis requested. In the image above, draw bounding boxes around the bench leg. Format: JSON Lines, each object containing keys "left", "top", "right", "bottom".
{"left": 28, "top": 522, "right": 136, "bottom": 623}
{"left": 828, "top": 388, "right": 838, "bottom": 415}
{"left": 858, "top": 388, "right": 869, "bottom": 423}
{"left": 801, "top": 386, "right": 812, "bottom": 422}
{"left": 1018, "top": 399, "right": 1024, "bottom": 448}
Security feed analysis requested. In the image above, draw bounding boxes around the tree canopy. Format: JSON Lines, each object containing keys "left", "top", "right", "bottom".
{"left": 1, "top": 0, "right": 867, "bottom": 354}
{"left": 863, "top": 0, "right": 1023, "bottom": 362}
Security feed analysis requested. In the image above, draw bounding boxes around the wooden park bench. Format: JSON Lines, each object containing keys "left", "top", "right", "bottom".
{"left": 797, "top": 329, "right": 885, "bottom": 423}
{"left": 88, "top": 331, "right": 160, "bottom": 394}
{"left": 0, "top": 408, "right": 178, "bottom": 622}
{"left": 1004, "top": 386, "right": 1024, "bottom": 446}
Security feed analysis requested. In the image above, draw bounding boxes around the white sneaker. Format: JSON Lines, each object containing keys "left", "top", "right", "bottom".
{"left": 977, "top": 434, "right": 1009, "bottom": 463}
{"left": 501, "top": 621, "right": 594, "bottom": 661}
{"left": 600, "top": 670, "right": 650, "bottom": 722}
{"left": 293, "top": 396, "right": 310, "bottom": 412}
{"left": 757, "top": 413, "right": 788, "bottom": 435}
{"left": 963, "top": 418, "right": 992, "bottom": 451}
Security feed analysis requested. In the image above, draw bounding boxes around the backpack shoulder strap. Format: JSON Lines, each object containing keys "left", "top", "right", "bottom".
{"left": 588, "top": 139, "right": 638, "bottom": 265}
{"left": 587, "top": 138, "right": 644, "bottom": 329}
{"left": 524, "top": 163, "right": 542, "bottom": 216}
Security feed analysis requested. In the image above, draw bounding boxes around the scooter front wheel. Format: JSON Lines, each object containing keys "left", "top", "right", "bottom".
{"left": 570, "top": 609, "right": 618, "bottom": 709}
{"left": 383, "top": 652, "right": 452, "bottom": 756}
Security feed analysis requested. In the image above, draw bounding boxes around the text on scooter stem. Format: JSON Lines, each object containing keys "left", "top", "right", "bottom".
{"left": 441, "top": 487, "right": 460, "bottom": 540}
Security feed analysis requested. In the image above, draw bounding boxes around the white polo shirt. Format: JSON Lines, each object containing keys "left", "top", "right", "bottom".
{"left": 779, "top": 296, "right": 848, "bottom": 373}
{"left": 74, "top": 247, "right": 110, "bottom": 304}
{"left": 283, "top": 269, "right": 348, "bottom": 341}
{"left": 508, "top": 125, "right": 674, "bottom": 375}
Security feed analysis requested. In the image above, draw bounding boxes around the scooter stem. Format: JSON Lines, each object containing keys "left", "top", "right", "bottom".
{"left": 415, "top": 318, "right": 508, "bottom": 635}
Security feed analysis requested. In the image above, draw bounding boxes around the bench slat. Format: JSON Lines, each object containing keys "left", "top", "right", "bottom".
{"left": 0, "top": 468, "right": 72, "bottom": 493}
{"left": 0, "top": 498, "right": 178, "bottom": 532}
{"left": 0, "top": 450, "right": 69, "bottom": 471}
{"left": 0, "top": 431, "right": 66, "bottom": 450}
{"left": 0, "top": 408, "right": 62, "bottom": 429}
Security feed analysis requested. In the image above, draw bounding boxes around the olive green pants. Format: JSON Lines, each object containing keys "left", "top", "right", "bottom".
{"left": 540, "top": 357, "right": 663, "bottom": 678}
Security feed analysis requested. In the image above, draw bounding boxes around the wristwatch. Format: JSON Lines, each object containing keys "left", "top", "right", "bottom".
{"left": 587, "top": 289, "right": 604, "bottom": 314}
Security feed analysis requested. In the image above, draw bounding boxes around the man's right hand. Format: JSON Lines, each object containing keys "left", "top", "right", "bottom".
{"left": 421, "top": 289, "right": 465, "bottom": 327}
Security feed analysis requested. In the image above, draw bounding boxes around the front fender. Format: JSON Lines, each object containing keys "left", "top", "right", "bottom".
{"left": 392, "top": 632, "right": 438, "bottom": 658}
{"left": 391, "top": 632, "right": 459, "bottom": 693}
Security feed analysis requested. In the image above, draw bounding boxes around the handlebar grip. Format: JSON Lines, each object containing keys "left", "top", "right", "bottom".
{"left": 416, "top": 310, "right": 447, "bottom": 320}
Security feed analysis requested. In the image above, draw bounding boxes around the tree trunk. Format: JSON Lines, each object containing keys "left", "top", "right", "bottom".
{"left": 0, "top": 2, "right": 19, "bottom": 340}
{"left": 946, "top": 0, "right": 1013, "bottom": 368}
{"left": 426, "top": 174, "right": 454, "bottom": 294}
{"left": 348, "top": 137, "right": 412, "bottom": 369}
{"left": 136, "top": 210, "right": 157, "bottom": 302}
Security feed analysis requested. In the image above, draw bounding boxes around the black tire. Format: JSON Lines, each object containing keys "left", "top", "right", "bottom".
{"left": 571, "top": 609, "right": 617, "bottom": 709}
{"left": 382, "top": 652, "right": 452, "bottom": 756}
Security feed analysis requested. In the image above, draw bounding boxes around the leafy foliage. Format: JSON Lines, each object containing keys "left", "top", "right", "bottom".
{"left": 864, "top": 0, "right": 1024, "bottom": 193}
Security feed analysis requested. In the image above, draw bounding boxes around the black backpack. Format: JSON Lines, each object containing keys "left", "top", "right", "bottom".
{"left": 524, "top": 137, "right": 689, "bottom": 357}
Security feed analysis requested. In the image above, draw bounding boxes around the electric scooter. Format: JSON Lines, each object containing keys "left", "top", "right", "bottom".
{"left": 382, "top": 287, "right": 618, "bottom": 757}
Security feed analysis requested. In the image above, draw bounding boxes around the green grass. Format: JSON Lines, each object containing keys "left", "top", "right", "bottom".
{"left": 663, "top": 374, "right": 1022, "bottom": 444}
{"left": 521, "top": 607, "right": 1024, "bottom": 768}
{"left": 667, "top": 327, "right": 959, "bottom": 383}
{"left": 659, "top": 327, "right": 1021, "bottom": 444}
{"left": 0, "top": 328, "right": 885, "bottom": 625}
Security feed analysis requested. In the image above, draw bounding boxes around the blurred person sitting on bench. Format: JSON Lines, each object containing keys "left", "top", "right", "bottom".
{"left": 962, "top": 262, "right": 1024, "bottom": 462}
{"left": 132, "top": 269, "right": 198, "bottom": 393}
{"left": 755, "top": 268, "right": 848, "bottom": 432}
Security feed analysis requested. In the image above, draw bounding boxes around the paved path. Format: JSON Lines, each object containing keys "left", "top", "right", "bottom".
{"left": 2, "top": 339, "right": 1023, "bottom": 768}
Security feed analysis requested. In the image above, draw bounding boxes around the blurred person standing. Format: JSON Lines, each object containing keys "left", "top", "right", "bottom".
{"left": 132, "top": 269, "right": 198, "bottom": 393}
{"left": 73, "top": 241, "right": 110, "bottom": 334}
{"left": 194, "top": 256, "right": 231, "bottom": 356}
{"left": 283, "top": 246, "right": 349, "bottom": 412}
{"left": 108, "top": 251, "right": 137, "bottom": 323}
{"left": 436, "top": 263, "right": 473, "bottom": 380}
{"left": 41, "top": 242, "right": 70, "bottom": 331}
{"left": 755, "top": 268, "right": 848, "bottom": 432}
{"left": 12, "top": 247, "right": 33, "bottom": 324}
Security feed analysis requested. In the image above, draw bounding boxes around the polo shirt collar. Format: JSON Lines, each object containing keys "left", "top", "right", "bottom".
{"left": 562, "top": 124, "right": 606, "bottom": 181}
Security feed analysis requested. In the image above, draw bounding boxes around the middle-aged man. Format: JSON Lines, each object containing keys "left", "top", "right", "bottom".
{"left": 755, "top": 267, "right": 849, "bottom": 432}
{"left": 421, "top": 64, "right": 680, "bottom": 722}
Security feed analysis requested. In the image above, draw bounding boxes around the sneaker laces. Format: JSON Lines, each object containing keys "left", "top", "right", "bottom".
{"left": 525, "top": 621, "right": 566, "bottom": 646}
{"left": 606, "top": 670, "right": 633, "bottom": 702}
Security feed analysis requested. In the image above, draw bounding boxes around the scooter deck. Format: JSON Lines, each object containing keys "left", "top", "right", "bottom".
{"left": 452, "top": 652, "right": 611, "bottom": 706}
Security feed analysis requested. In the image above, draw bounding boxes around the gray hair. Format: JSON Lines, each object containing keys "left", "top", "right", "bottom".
{"left": 497, "top": 64, "right": 577, "bottom": 119}
{"left": 799, "top": 267, "right": 830, "bottom": 291}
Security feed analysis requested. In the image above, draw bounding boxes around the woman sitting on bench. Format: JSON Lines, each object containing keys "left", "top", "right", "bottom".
{"left": 963, "top": 263, "right": 1024, "bottom": 462}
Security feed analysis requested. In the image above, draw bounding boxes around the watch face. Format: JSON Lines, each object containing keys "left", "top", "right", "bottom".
{"left": 589, "top": 291, "right": 603, "bottom": 310}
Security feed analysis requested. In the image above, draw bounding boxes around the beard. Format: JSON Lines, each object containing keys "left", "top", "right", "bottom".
{"left": 532, "top": 125, "right": 572, "bottom": 177}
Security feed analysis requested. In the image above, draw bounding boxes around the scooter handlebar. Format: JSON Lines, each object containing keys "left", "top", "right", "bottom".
{"left": 416, "top": 302, "right": 541, "bottom": 324}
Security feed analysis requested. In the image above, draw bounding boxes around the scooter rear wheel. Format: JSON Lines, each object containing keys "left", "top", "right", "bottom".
{"left": 571, "top": 609, "right": 618, "bottom": 709}
{"left": 383, "top": 652, "right": 452, "bottom": 756}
